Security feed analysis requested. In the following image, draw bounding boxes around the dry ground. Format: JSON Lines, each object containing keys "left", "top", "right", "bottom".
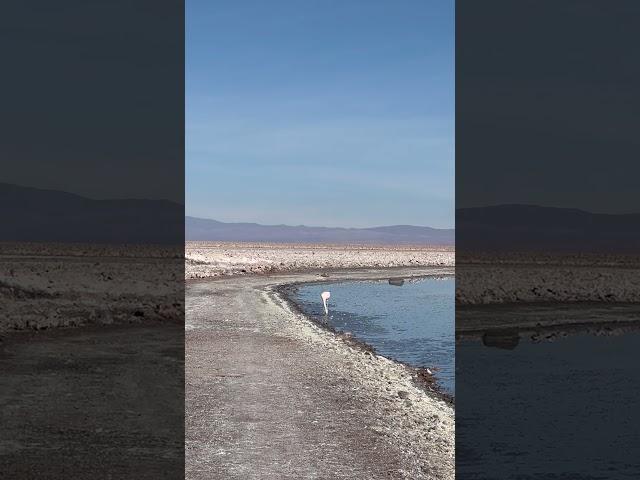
{"left": 186, "top": 241, "right": 454, "bottom": 279}
{"left": 186, "top": 267, "right": 454, "bottom": 480}
{"left": 0, "top": 323, "right": 184, "bottom": 479}
{"left": 456, "top": 254, "right": 640, "bottom": 305}
{"left": 0, "top": 242, "right": 183, "bottom": 332}
{"left": 0, "top": 243, "right": 184, "bottom": 478}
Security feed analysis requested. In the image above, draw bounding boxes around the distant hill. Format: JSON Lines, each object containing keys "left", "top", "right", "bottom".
{"left": 0, "top": 183, "right": 183, "bottom": 244}
{"left": 457, "top": 204, "right": 640, "bottom": 252}
{"left": 186, "top": 216, "right": 455, "bottom": 245}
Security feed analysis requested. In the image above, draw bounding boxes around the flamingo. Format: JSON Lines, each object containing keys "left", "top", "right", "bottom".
{"left": 321, "top": 291, "right": 331, "bottom": 314}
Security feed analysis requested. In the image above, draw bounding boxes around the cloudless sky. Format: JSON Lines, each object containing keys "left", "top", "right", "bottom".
{"left": 187, "top": 0, "right": 454, "bottom": 228}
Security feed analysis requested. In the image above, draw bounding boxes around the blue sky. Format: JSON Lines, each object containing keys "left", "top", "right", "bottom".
{"left": 186, "top": 0, "right": 454, "bottom": 228}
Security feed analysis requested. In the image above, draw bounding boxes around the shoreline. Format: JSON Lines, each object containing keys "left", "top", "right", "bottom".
{"left": 273, "top": 273, "right": 455, "bottom": 404}
{"left": 457, "top": 302, "right": 640, "bottom": 347}
{"left": 186, "top": 266, "right": 455, "bottom": 479}
{"left": 184, "top": 264, "right": 444, "bottom": 285}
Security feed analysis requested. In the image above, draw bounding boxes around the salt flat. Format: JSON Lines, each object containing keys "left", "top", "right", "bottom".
{"left": 0, "top": 242, "right": 183, "bottom": 332}
{"left": 186, "top": 241, "right": 454, "bottom": 279}
{"left": 457, "top": 253, "right": 640, "bottom": 305}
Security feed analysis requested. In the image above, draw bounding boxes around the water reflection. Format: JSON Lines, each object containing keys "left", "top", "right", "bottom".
{"left": 457, "top": 304, "right": 640, "bottom": 479}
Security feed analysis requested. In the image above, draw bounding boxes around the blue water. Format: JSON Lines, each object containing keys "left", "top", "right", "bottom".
{"left": 291, "top": 276, "right": 455, "bottom": 394}
{"left": 457, "top": 330, "right": 640, "bottom": 479}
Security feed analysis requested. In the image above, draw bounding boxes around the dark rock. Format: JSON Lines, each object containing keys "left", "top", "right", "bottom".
{"left": 482, "top": 330, "right": 520, "bottom": 350}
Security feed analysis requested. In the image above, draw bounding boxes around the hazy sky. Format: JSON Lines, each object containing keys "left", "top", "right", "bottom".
{"left": 186, "top": 0, "right": 454, "bottom": 228}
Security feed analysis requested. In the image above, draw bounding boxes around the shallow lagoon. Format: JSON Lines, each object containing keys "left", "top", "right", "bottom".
{"left": 291, "top": 276, "right": 455, "bottom": 394}
{"left": 456, "top": 330, "right": 640, "bottom": 478}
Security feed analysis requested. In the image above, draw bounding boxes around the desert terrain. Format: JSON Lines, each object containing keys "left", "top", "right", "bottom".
{"left": 457, "top": 252, "right": 640, "bottom": 305}
{"left": 3, "top": 241, "right": 455, "bottom": 479}
{"left": 456, "top": 252, "right": 640, "bottom": 342}
{"left": 185, "top": 242, "right": 455, "bottom": 479}
{"left": 0, "top": 242, "right": 184, "bottom": 479}
{"left": 186, "top": 241, "right": 454, "bottom": 278}
{"left": 187, "top": 267, "right": 454, "bottom": 480}
{"left": 0, "top": 242, "right": 183, "bottom": 332}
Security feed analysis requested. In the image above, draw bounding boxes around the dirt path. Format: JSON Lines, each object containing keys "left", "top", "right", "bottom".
{"left": 186, "top": 267, "right": 454, "bottom": 480}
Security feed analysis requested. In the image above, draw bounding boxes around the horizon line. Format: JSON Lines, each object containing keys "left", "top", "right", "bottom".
{"left": 186, "top": 214, "right": 455, "bottom": 231}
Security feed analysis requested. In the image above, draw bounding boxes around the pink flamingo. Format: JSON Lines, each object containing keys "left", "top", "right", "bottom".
{"left": 321, "top": 291, "right": 331, "bottom": 314}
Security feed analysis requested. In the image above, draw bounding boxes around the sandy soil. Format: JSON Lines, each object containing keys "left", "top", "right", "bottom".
{"left": 0, "top": 243, "right": 183, "bottom": 332}
{"left": 186, "top": 242, "right": 454, "bottom": 279}
{"left": 186, "top": 267, "right": 454, "bottom": 480}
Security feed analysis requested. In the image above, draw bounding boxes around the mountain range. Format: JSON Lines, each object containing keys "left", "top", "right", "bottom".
{"left": 4, "top": 183, "right": 639, "bottom": 250}
{"left": 186, "top": 216, "right": 455, "bottom": 245}
{"left": 457, "top": 204, "right": 640, "bottom": 252}
{"left": 1, "top": 182, "right": 183, "bottom": 244}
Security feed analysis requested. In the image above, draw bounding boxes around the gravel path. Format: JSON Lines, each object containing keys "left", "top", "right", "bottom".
{"left": 186, "top": 268, "right": 454, "bottom": 480}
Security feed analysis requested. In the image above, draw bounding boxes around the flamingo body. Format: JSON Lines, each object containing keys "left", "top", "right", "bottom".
{"left": 321, "top": 291, "right": 331, "bottom": 314}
